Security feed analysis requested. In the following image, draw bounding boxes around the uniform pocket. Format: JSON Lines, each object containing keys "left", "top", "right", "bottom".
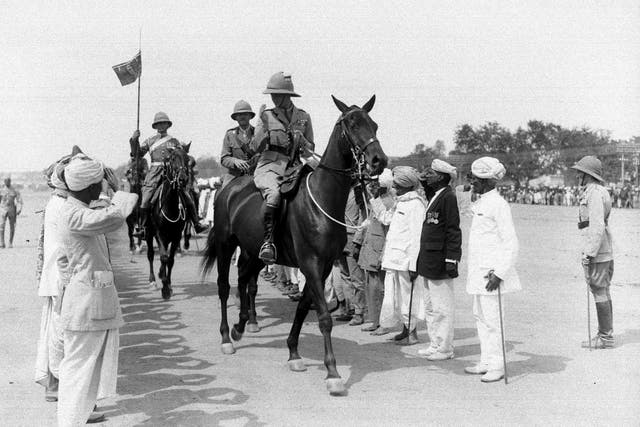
{"left": 89, "top": 271, "right": 118, "bottom": 320}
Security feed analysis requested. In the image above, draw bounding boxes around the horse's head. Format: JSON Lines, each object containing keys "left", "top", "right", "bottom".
{"left": 332, "top": 95, "right": 388, "bottom": 175}
{"left": 163, "top": 145, "right": 190, "bottom": 189}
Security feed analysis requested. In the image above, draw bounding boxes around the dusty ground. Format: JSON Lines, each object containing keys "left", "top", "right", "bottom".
{"left": 1, "top": 190, "right": 639, "bottom": 426}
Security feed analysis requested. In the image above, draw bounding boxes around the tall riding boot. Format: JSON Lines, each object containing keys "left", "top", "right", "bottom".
{"left": 596, "top": 301, "right": 614, "bottom": 339}
{"left": 258, "top": 205, "right": 277, "bottom": 264}
{"left": 182, "top": 191, "right": 208, "bottom": 234}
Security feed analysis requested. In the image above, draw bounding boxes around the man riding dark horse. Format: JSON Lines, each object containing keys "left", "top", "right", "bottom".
{"left": 251, "top": 72, "right": 316, "bottom": 264}
{"left": 129, "top": 112, "right": 208, "bottom": 238}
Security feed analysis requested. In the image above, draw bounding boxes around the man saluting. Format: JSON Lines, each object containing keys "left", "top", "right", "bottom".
{"left": 129, "top": 112, "right": 207, "bottom": 237}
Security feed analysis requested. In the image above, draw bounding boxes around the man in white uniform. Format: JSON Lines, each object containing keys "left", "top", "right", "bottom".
{"left": 56, "top": 155, "right": 137, "bottom": 426}
{"left": 464, "top": 157, "right": 521, "bottom": 383}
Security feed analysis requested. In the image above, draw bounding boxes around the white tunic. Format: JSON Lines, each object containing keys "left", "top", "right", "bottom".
{"left": 38, "top": 193, "right": 67, "bottom": 297}
{"left": 466, "top": 189, "right": 521, "bottom": 295}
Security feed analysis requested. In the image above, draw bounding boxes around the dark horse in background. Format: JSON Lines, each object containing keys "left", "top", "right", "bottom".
{"left": 202, "top": 95, "right": 387, "bottom": 395}
{"left": 146, "top": 146, "right": 190, "bottom": 300}
{"left": 125, "top": 157, "right": 147, "bottom": 253}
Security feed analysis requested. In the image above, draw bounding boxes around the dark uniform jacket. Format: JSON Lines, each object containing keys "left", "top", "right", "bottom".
{"left": 416, "top": 186, "right": 462, "bottom": 280}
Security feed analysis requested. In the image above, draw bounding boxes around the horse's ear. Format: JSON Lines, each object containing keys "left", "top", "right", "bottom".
{"left": 332, "top": 95, "right": 349, "bottom": 113}
{"left": 71, "top": 145, "right": 84, "bottom": 155}
{"left": 184, "top": 142, "right": 191, "bottom": 153}
{"left": 362, "top": 95, "right": 376, "bottom": 113}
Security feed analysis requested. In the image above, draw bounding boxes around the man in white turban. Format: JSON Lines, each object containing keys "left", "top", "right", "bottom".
{"left": 464, "top": 157, "right": 520, "bottom": 383}
{"left": 56, "top": 156, "right": 138, "bottom": 425}
{"left": 371, "top": 166, "right": 427, "bottom": 345}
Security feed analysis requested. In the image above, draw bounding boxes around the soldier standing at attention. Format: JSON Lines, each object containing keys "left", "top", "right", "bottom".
{"left": 0, "top": 177, "right": 23, "bottom": 248}
{"left": 251, "top": 72, "right": 315, "bottom": 264}
{"left": 129, "top": 112, "right": 208, "bottom": 237}
{"left": 220, "top": 100, "right": 256, "bottom": 187}
{"left": 572, "top": 156, "right": 615, "bottom": 349}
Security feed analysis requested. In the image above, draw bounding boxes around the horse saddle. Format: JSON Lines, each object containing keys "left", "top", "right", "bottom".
{"left": 280, "top": 163, "right": 313, "bottom": 199}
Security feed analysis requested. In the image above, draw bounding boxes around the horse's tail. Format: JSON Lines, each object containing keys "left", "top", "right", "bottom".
{"left": 201, "top": 227, "right": 217, "bottom": 277}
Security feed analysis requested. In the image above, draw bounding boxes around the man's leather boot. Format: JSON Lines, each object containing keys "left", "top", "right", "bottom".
{"left": 258, "top": 205, "right": 277, "bottom": 264}
{"left": 183, "top": 191, "right": 208, "bottom": 234}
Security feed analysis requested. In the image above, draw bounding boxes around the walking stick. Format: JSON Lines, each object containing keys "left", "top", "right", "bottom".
{"left": 497, "top": 285, "right": 508, "bottom": 384}
{"left": 583, "top": 264, "right": 592, "bottom": 351}
{"left": 407, "top": 273, "right": 415, "bottom": 338}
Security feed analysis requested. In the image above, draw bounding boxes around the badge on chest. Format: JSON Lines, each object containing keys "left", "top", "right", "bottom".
{"left": 426, "top": 211, "right": 440, "bottom": 224}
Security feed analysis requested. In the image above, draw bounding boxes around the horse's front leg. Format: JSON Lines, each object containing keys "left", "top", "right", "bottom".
{"left": 157, "top": 237, "right": 171, "bottom": 300}
{"left": 216, "top": 243, "right": 235, "bottom": 354}
{"left": 164, "top": 236, "right": 180, "bottom": 299}
{"left": 232, "top": 253, "right": 260, "bottom": 339}
{"left": 146, "top": 233, "right": 156, "bottom": 288}
{"left": 246, "top": 274, "right": 260, "bottom": 333}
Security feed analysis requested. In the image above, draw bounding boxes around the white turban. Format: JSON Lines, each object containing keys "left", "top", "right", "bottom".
{"left": 392, "top": 166, "right": 420, "bottom": 190}
{"left": 471, "top": 157, "right": 506, "bottom": 181}
{"left": 431, "top": 159, "right": 457, "bottom": 181}
{"left": 377, "top": 168, "right": 393, "bottom": 189}
{"left": 65, "top": 156, "right": 104, "bottom": 191}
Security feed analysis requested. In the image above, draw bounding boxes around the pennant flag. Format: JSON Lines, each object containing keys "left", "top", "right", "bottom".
{"left": 112, "top": 51, "right": 141, "bottom": 86}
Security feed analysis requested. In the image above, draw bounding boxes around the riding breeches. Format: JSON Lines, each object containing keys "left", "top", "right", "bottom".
{"left": 254, "top": 151, "right": 288, "bottom": 207}
{"left": 140, "top": 166, "right": 163, "bottom": 208}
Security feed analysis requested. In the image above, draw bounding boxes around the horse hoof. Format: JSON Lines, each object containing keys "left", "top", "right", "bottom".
{"left": 246, "top": 323, "right": 260, "bottom": 333}
{"left": 326, "top": 378, "right": 346, "bottom": 396}
{"left": 221, "top": 343, "right": 236, "bottom": 355}
{"left": 149, "top": 281, "right": 159, "bottom": 290}
{"left": 231, "top": 326, "right": 243, "bottom": 342}
{"left": 288, "top": 359, "right": 307, "bottom": 372}
{"left": 135, "top": 247, "right": 143, "bottom": 254}
{"left": 162, "top": 288, "right": 173, "bottom": 300}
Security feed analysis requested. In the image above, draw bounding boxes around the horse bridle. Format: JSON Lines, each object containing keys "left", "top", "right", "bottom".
{"left": 162, "top": 149, "right": 188, "bottom": 190}
{"left": 317, "top": 108, "right": 379, "bottom": 176}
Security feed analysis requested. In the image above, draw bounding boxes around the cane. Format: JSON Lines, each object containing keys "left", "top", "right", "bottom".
{"left": 407, "top": 273, "right": 416, "bottom": 339}
{"left": 497, "top": 285, "right": 508, "bottom": 384}
{"left": 583, "top": 265, "right": 592, "bottom": 351}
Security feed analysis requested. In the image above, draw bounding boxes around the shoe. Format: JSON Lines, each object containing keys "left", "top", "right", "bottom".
{"left": 87, "top": 406, "right": 106, "bottom": 424}
{"left": 417, "top": 345, "right": 438, "bottom": 357}
{"left": 581, "top": 335, "right": 615, "bottom": 349}
{"left": 349, "top": 314, "right": 364, "bottom": 326}
{"left": 334, "top": 313, "right": 352, "bottom": 322}
{"left": 370, "top": 327, "right": 390, "bottom": 336}
{"left": 361, "top": 323, "right": 379, "bottom": 332}
{"left": 193, "top": 222, "right": 209, "bottom": 234}
{"left": 288, "top": 291, "right": 303, "bottom": 302}
{"left": 426, "top": 351, "right": 454, "bottom": 361}
{"left": 396, "top": 329, "right": 418, "bottom": 346}
{"left": 481, "top": 370, "right": 505, "bottom": 383}
{"left": 464, "top": 364, "right": 489, "bottom": 375}
{"left": 393, "top": 325, "right": 409, "bottom": 341}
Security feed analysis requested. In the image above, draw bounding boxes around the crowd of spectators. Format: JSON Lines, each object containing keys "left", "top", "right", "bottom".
{"left": 497, "top": 184, "right": 639, "bottom": 208}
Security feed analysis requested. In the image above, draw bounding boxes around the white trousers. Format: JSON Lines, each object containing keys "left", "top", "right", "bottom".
{"left": 35, "top": 297, "right": 64, "bottom": 387}
{"left": 423, "top": 278, "right": 455, "bottom": 353}
{"left": 380, "top": 270, "right": 425, "bottom": 330}
{"left": 473, "top": 294, "right": 505, "bottom": 371}
{"left": 58, "top": 329, "right": 119, "bottom": 427}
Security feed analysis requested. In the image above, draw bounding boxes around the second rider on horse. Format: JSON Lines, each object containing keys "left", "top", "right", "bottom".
{"left": 130, "top": 111, "right": 208, "bottom": 237}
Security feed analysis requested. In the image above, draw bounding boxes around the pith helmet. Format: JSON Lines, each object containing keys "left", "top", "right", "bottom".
{"left": 152, "top": 111, "right": 172, "bottom": 129}
{"left": 571, "top": 156, "right": 604, "bottom": 182}
{"left": 263, "top": 72, "right": 300, "bottom": 97}
{"left": 231, "top": 100, "right": 255, "bottom": 120}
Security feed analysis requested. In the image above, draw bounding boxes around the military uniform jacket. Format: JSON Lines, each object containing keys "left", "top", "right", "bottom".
{"left": 416, "top": 186, "right": 462, "bottom": 280}
{"left": 251, "top": 105, "right": 314, "bottom": 158}
{"left": 138, "top": 133, "right": 183, "bottom": 164}
{"left": 579, "top": 183, "right": 613, "bottom": 262}
{"left": 57, "top": 191, "right": 138, "bottom": 331}
{"left": 221, "top": 125, "right": 255, "bottom": 177}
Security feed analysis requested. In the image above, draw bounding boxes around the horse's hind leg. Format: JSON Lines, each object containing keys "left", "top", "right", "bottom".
{"left": 216, "top": 242, "right": 236, "bottom": 354}
{"left": 146, "top": 234, "right": 156, "bottom": 288}
{"left": 246, "top": 266, "right": 261, "bottom": 333}
{"left": 232, "top": 253, "right": 262, "bottom": 339}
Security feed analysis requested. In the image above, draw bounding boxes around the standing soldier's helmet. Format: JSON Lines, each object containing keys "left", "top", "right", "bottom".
{"left": 571, "top": 156, "right": 604, "bottom": 182}
{"left": 263, "top": 72, "right": 300, "bottom": 97}
{"left": 231, "top": 100, "right": 256, "bottom": 120}
{"left": 152, "top": 112, "right": 173, "bottom": 129}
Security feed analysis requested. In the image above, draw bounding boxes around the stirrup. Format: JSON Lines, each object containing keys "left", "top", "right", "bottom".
{"left": 258, "top": 242, "right": 277, "bottom": 264}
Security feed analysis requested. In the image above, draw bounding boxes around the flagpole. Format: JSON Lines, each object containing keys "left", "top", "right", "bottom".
{"left": 136, "top": 28, "right": 142, "bottom": 131}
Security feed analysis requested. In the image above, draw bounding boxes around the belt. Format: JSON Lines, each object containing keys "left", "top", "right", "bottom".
{"left": 151, "top": 161, "right": 163, "bottom": 166}
{"left": 265, "top": 145, "right": 289, "bottom": 155}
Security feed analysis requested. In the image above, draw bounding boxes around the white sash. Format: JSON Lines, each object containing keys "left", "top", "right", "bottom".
{"left": 148, "top": 135, "right": 173, "bottom": 154}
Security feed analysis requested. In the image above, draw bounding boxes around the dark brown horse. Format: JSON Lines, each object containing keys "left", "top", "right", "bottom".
{"left": 146, "top": 146, "right": 190, "bottom": 300}
{"left": 202, "top": 95, "right": 387, "bottom": 395}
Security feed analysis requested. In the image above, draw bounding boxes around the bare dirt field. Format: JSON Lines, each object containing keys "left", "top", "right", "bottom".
{"left": 1, "top": 190, "right": 639, "bottom": 426}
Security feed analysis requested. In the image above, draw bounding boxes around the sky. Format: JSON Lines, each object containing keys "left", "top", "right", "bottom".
{"left": 1, "top": 0, "right": 639, "bottom": 173}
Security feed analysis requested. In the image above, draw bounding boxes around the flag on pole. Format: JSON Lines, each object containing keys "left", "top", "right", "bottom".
{"left": 112, "top": 51, "right": 141, "bottom": 86}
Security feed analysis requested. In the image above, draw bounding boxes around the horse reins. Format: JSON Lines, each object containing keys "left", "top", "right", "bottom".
{"left": 160, "top": 153, "right": 187, "bottom": 223}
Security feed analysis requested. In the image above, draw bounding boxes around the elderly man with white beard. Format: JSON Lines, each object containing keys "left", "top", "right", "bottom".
{"left": 464, "top": 157, "right": 521, "bottom": 383}
{"left": 56, "top": 155, "right": 137, "bottom": 426}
